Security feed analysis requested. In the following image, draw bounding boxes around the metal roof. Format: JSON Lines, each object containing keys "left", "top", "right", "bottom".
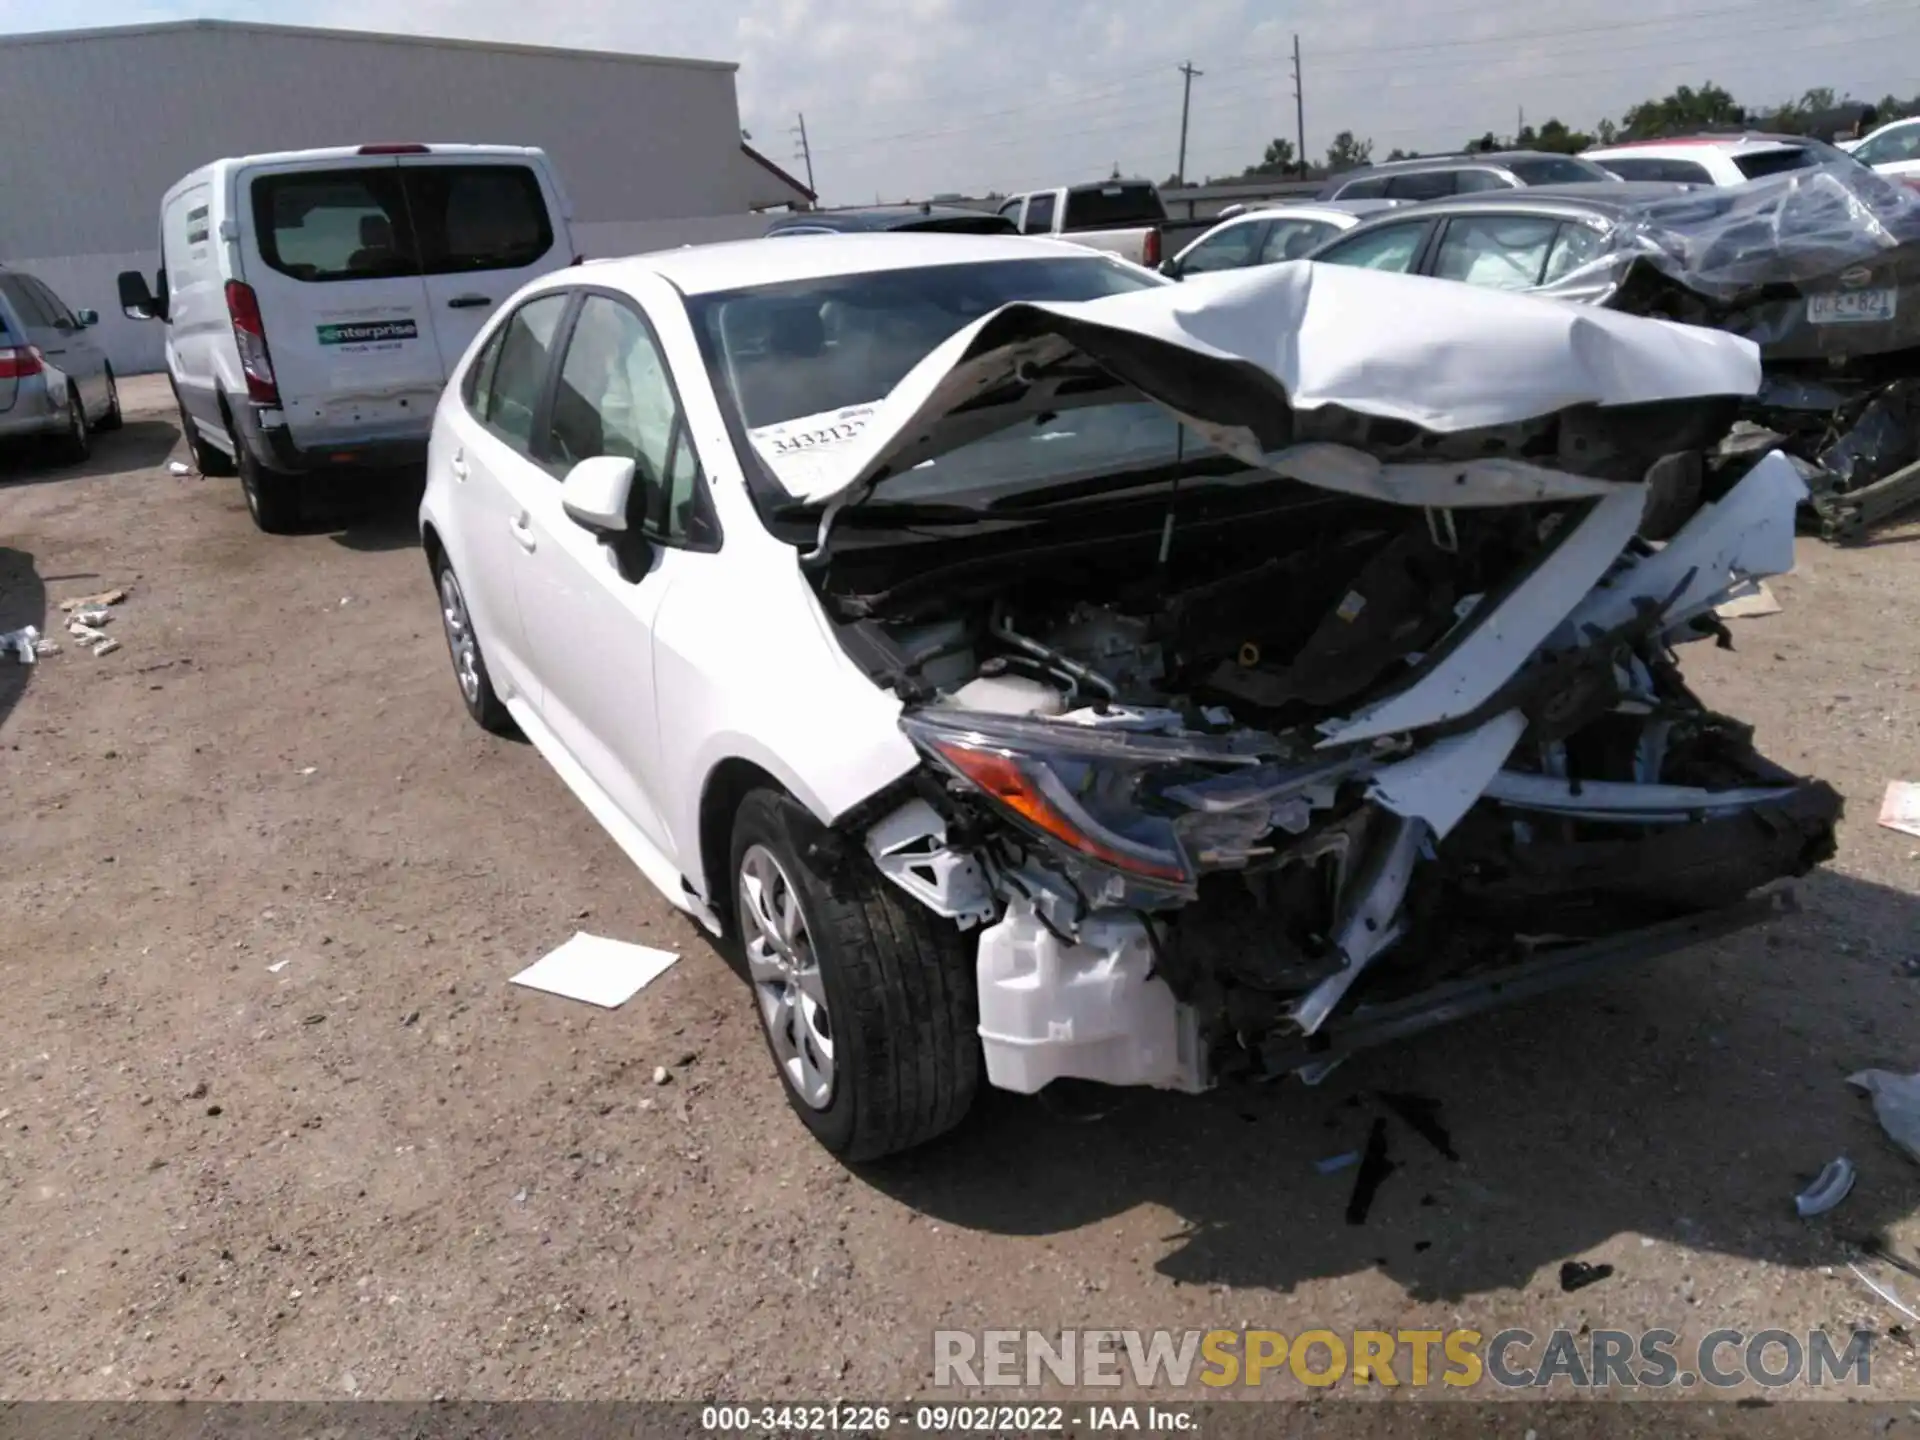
{"left": 0, "top": 17, "right": 738, "bottom": 72}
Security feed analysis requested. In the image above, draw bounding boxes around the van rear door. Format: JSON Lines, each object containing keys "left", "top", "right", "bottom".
{"left": 237, "top": 156, "right": 440, "bottom": 451}
{"left": 395, "top": 152, "right": 571, "bottom": 372}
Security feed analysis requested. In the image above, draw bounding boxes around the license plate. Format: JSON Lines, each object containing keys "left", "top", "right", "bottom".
{"left": 1808, "top": 287, "right": 1896, "bottom": 324}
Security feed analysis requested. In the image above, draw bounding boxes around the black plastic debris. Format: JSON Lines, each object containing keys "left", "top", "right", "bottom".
{"left": 1345, "top": 1118, "right": 1396, "bottom": 1226}
{"left": 1559, "top": 1259, "right": 1616, "bottom": 1293}
{"left": 1377, "top": 1091, "right": 1459, "bottom": 1162}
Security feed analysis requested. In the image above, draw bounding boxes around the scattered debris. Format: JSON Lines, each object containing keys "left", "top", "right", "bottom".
{"left": 1714, "top": 581, "right": 1783, "bottom": 620}
{"left": 1, "top": 625, "right": 41, "bottom": 664}
{"left": 1316, "top": 1150, "right": 1361, "bottom": 1175}
{"left": 1848, "top": 1070, "right": 1920, "bottom": 1164}
{"left": 1880, "top": 784, "right": 1920, "bottom": 841}
{"left": 1794, "top": 1156, "right": 1857, "bottom": 1218}
{"left": 1559, "top": 1260, "right": 1615, "bottom": 1293}
{"left": 266, "top": 960, "right": 290, "bottom": 974}
{"left": 652, "top": 1066, "right": 672, "bottom": 1086}
{"left": 168, "top": 460, "right": 191, "bottom": 476}
{"left": 91, "top": 637, "right": 120, "bottom": 657}
{"left": 58, "top": 589, "right": 125, "bottom": 613}
{"left": 68, "top": 607, "right": 113, "bottom": 628}
{"left": 1344, "top": 1118, "right": 1395, "bottom": 1225}
{"left": 509, "top": 932, "right": 681, "bottom": 1009}
{"left": 299, "top": 766, "right": 318, "bottom": 777}
{"left": 1376, "top": 1091, "right": 1459, "bottom": 1161}
{"left": 1851, "top": 1260, "right": 1920, "bottom": 1325}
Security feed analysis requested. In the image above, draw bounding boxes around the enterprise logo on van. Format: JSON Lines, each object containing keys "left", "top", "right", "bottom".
{"left": 317, "top": 320, "right": 419, "bottom": 346}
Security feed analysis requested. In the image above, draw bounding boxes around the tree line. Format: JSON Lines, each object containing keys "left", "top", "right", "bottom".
{"left": 1193, "top": 83, "right": 1920, "bottom": 184}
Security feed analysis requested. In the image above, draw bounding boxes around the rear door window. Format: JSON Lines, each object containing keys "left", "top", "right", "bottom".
{"left": 1596, "top": 156, "right": 1714, "bottom": 184}
{"left": 1062, "top": 183, "right": 1168, "bottom": 229}
{"left": 251, "top": 163, "right": 553, "bottom": 283}
{"left": 1333, "top": 175, "right": 1390, "bottom": 199}
{"left": 480, "top": 293, "right": 570, "bottom": 452}
{"left": 1385, "top": 170, "right": 1459, "bottom": 201}
{"left": 1312, "top": 220, "right": 1433, "bottom": 273}
{"left": 1434, "top": 214, "right": 1561, "bottom": 289}
{"left": 1259, "top": 218, "right": 1337, "bottom": 261}
{"left": 1452, "top": 169, "right": 1511, "bottom": 193}
{"left": 1733, "top": 147, "right": 1821, "bottom": 180}
{"left": 1178, "top": 220, "right": 1266, "bottom": 274}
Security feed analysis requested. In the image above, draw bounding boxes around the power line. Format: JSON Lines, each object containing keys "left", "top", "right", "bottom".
{"left": 791, "top": 112, "right": 815, "bottom": 198}
{"left": 1291, "top": 34, "right": 1306, "bottom": 177}
{"left": 1176, "top": 61, "right": 1203, "bottom": 184}
{"left": 799, "top": 0, "right": 1912, "bottom": 163}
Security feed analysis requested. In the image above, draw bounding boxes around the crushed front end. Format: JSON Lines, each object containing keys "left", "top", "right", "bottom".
{"left": 794, "top": 264, "right": 1841, "bottom": 1096}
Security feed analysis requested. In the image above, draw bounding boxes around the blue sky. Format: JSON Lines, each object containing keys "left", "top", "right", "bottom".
{"left": 7, "top": 0, "right": 1916, "bottom": 204}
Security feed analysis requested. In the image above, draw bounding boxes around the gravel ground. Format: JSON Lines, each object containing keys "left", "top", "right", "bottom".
{"left": 2, "top": 376, "right": 1918, "bottom": 1410}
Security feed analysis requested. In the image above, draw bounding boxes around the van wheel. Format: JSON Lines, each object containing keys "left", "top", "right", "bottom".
{"left": 96, "top": 365, "right": 124, "bottom": 432}
{"left": 729, "top": 787, "right": 981, "bottom": 1161}
{"left": 53, "top": 384, "right": 91, "bottom": 464}
{"left": 237, "top": 442, "right": 302, "bottom": 534}
{"left": 173, "top": 385, "right": 234, "bottom": 476}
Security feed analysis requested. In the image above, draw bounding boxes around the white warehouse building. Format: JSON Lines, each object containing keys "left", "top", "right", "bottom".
{"left": 0, "top": 18, "right": 814, "bottom": 373}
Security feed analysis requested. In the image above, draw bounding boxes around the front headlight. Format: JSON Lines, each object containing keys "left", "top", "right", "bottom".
{"left": 900, "top": 708, "right": 1271, "bottom": 893}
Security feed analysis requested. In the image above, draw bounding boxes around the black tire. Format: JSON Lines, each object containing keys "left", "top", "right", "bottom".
{"left": 433, "top": 556, "right": 515, "bottom": 736}
{"left": 52, "top": 384, "right": 90, "bottom": 464}
{"left": 236, "top": 436, "right": 302, "bottom": 534}
{"left": 95, "top": 364, "right": 123, "bottom": 432}
{"left": 173, "top": 384, "right": 234, "bottom": 476}
{"left": 728, "top": 787, "right": 980, "bottom": 1161}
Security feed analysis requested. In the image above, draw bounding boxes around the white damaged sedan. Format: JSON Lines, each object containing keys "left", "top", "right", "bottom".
{"left": 420, "top": 233, "right": 1838, "bottom": 1159}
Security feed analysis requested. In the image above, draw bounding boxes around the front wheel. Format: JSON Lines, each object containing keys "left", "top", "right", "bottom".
{"left": 96, "top": 364, "right": 123, "bottom": 432}
{"left": 729, "top": 788, "right": 981, "bottom": 1161}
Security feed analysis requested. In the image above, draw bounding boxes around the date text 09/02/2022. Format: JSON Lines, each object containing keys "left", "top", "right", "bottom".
{"left": 700, "top": 1403, "right": 1182, "bottom": 1433}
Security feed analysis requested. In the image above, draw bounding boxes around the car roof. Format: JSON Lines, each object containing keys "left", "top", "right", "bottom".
{"left": 1326, "top": 181, "right": 1693, "bottom": 232}
{"left": 768, "top": 204, "right": 1010, "bottom": 231}
{"left": 592, "top": 231, "right": 1112, "bottom": 297}
{"left": 1585, "top": 135, "right": 1807, "bottom": 158}
{"left": 1339, "top": 149, "right": 1592, "bottom": 177}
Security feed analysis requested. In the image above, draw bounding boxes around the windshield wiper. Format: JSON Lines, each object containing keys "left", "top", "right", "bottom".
{"left": 772, "top": 499, "right": 1006, "bottom": 527}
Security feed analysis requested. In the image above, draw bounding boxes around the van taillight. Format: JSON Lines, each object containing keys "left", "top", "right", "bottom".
{"left": 224, "top": 280, "right": 280, "bottom": 405}
{"left": 0, "top": 344, "right": 44, "bottom": 379}
{"left": 1143, "top": 228, "right": 1162, "bottom": 267}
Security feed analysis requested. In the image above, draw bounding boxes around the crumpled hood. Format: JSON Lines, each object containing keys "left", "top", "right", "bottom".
{"left": 768, "top": 259, "right": 1763, "bottom": 509}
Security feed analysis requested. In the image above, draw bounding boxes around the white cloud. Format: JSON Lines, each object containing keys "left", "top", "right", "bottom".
{"left": 5, "top": 0, "right": 1916, "bottom": 202}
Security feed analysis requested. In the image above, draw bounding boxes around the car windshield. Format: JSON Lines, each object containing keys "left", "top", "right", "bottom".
{"left": 688, "top": 255, "right": 1222, "bottom": 506}
{"left": 1507, "top": 155, "right": 1615, "bottom": 185}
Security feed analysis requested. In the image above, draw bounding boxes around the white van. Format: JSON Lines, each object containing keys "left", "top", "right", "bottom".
{"left": 118, "top": 144, "right": 577, "bottom": 532}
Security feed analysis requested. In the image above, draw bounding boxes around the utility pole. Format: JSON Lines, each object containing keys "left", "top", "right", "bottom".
{"left": 1176, "top": 61, "right": 1203, "bottom": 185}
{"left": 1291, "top": 35, "right": 1306, "bottom": 176}
{"left": 791, "top": 113, "right": 816, "bottom": 205}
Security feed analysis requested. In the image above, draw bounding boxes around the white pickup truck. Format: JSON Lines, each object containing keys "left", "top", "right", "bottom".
{"left": 996, "top": 179, "right": 1170, "bottom": 268}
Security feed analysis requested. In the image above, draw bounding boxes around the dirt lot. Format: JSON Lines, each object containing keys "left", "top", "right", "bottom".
{"left": 3, "top": 375, "right": 1919, "bottom": 1407}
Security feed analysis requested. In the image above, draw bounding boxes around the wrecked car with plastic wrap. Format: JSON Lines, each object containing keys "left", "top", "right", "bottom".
{"left": 418, "top": 235, "right": 1840, "bottom": 1160}
{"left": 1313, "top": 160, "right": 1920, "bottom": 540}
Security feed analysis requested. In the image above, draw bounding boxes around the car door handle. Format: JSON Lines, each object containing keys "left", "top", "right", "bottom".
{"left": 509, "top": 514, "right": 537, "bottom": 553}
{"left": 447, "top": 295, "right": 492, "bottom": 309}
{"left": 449, "top": 449, "right": 469, "bottom": 481}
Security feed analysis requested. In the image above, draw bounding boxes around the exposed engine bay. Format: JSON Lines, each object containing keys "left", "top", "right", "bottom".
{"left": 815, "top": 444, "right": 1840, "bottom": 1095}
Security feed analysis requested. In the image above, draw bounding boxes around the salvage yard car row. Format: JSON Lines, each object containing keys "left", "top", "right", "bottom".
{"left": 11, "top": 132, "right": 1907, "bottom": 1161}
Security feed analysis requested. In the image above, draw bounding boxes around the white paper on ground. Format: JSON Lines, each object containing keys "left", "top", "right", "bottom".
{"left": 1715, "top": 580, "right": 1782, "bottom": 619}
{"left": 510, "top": 932, "right": 681, "bottom": 1009}
{"left": 1878, "top": 781, "right": 1920, "bottom": 840}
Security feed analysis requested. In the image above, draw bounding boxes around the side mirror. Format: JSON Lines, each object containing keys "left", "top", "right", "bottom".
{"left": 1158, "top": 258, "right": 1182, "bottom": 279}
{"left": 560, "top": 455, "right": 636, "bottom": 536}
{"left": 74, "top": 308, "right": 99, "bottom": 328}
{"left": 116, "top": 271, "right": 165, "bottom": 322}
